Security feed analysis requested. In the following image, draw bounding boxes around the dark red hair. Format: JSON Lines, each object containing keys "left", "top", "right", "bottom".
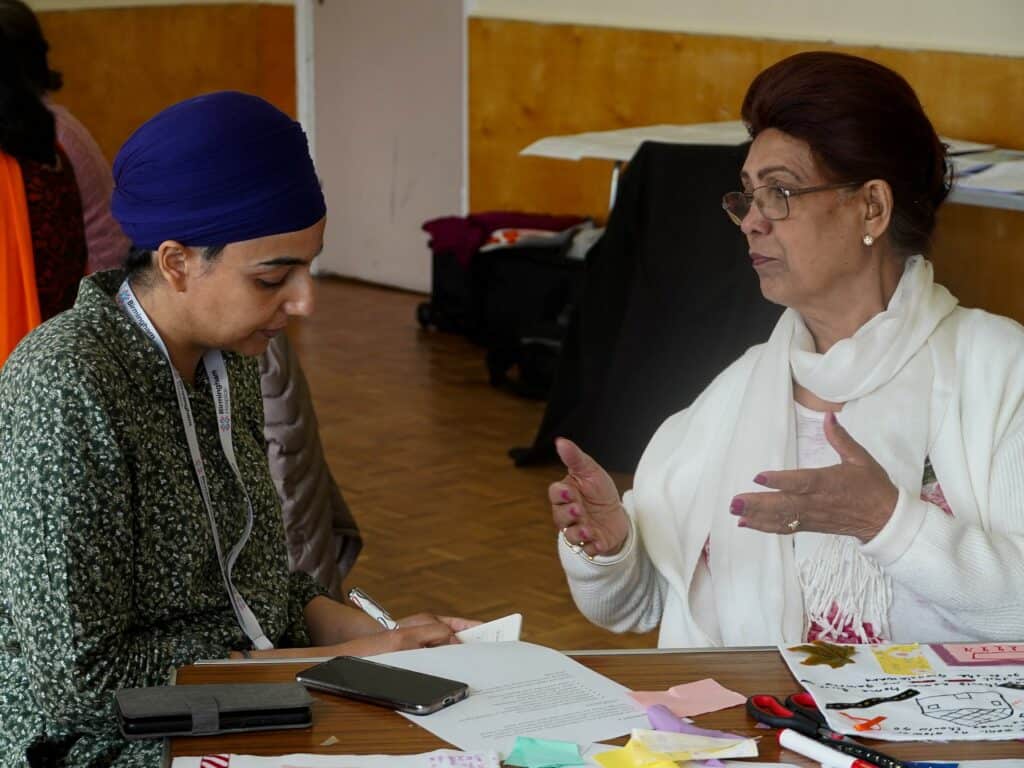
{"left": 741, "top": 51, "right": 949, "bottom": 255}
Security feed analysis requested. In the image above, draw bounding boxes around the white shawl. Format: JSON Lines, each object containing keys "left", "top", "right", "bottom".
{"left": 678, "top": 256, "right": 957, "bottom": 644}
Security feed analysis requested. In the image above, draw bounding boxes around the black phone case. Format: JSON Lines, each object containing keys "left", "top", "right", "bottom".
{"left": 115, "top": 682, "right": 313, "bottom": 739}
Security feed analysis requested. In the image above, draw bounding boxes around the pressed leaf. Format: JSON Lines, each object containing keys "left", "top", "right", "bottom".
{"left": 788, "top": 640, "right": 857, "bottom": 669}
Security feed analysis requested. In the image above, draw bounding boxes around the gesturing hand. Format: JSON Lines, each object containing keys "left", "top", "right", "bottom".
{"left": 731, "top": 411, "right": 899, "bottom": 542}
{"left": 549, "top": 437, "right": 629, "bottom": 558}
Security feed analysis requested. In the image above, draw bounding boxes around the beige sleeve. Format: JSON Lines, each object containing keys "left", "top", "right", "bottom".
{"left": 259, "top": 334, "right": 362, "bottom": 599}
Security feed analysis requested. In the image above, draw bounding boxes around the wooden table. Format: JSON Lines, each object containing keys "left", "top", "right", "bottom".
{"left": 171, "top": 649, "right": 1024, "bottom": 765}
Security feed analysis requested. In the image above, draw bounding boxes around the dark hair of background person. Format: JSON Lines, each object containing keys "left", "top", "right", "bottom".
{"left": 124, "top": 246, "right": 228, "bottom": 285}
{"left": 0, "top": 0, "right": 63, "bottom": 94}
{"left": 741, "top": 51, "right": 950, "bottom": 256}
{"left": 0, "top": 28, "right": 56, "bottom": 165}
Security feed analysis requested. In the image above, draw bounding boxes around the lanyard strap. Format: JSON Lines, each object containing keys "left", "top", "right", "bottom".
{"left": 117, "top": 280, "right": 272, "bottom": 650}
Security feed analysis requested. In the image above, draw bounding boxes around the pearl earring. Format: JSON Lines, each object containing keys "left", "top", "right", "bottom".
{"left": 862, "top": 234, "right": 875, "bottom": 246}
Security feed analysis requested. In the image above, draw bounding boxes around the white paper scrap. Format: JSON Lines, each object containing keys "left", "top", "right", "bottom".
{"left": 456, "top": 613, "right": 522, "bottom": 643}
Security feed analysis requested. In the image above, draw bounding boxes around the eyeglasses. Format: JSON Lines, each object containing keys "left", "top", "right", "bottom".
{"left": 721, "top": 182, "right": 862, "bottom": 226}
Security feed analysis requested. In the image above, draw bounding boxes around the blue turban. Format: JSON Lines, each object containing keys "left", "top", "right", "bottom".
{"left": 111, "top": 91, "right": 325, "bottom": 249}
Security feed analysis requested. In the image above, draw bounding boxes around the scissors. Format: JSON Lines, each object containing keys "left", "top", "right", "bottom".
{"left": 746, "top": 693, "right": 909, "bottom": 768}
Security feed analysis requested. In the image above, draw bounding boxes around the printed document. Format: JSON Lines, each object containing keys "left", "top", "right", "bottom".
{"left": 371, "top": 641, "right": 647, "bottom": 754}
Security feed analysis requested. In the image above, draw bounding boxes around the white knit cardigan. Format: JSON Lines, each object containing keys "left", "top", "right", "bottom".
{"left": 559, "top": 306, "right": 1024, "bottom": 647}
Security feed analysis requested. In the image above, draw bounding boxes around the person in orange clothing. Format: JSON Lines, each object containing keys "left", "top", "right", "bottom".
{"left": 0, "top": 0, "right": 127, "bottom": 274}
{"left": 0, "top": 26, "right": 86, "bottom": 366}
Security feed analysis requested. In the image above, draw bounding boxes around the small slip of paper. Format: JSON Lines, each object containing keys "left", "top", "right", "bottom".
{"left": 456, "top": 614, "right": 522, "bottom": 643}
{"left": 629, "top": 679, "right": 746, "bottom": 718}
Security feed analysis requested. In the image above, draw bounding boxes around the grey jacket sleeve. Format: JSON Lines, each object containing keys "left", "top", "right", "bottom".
{"left": 259, "top": 334, "right": 362, "bottom": 599}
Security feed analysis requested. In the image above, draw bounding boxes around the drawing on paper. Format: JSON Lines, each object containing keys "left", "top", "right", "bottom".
{"left": 872, "top": 643, "right": 933, "bottom": 675}
{"left": 825, "top": 689, "right": 919, "bottom": 710}
{"left": 788, "top": 640, "right": 857, "bottom": 669}
{"left": 916, "top": 691, "right": 1014, "bottom": 726}
{"left": 931, "top": 643, "right": 1024, "bottom": 667}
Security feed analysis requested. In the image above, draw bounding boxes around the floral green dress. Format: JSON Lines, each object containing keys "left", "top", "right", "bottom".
{"left": 0, "top": 271, "right": 325, "bottom": 767}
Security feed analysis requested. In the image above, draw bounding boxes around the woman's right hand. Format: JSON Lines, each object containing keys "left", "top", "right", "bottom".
{"left": 549, "top": 437, "right": 629, "bottom": 558}
{"left": 331, "top": 617, "right": 458, "bottom": 656}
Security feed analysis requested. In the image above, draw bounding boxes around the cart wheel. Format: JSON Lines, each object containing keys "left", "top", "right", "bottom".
{"left": 416, "top": 302, "right": 433, "bottom": 329}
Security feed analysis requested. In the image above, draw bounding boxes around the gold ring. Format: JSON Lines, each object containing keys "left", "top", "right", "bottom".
{"left": 561, "top": 528, "right": 582, "bottom": 553}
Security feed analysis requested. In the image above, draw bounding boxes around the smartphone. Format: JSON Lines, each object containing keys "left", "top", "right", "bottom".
{"left": 295, "top": 656, "right": 469, "bottom": 715}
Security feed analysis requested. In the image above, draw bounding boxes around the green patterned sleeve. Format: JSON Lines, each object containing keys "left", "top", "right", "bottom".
{"left": 0, "top": 355, "right": 232, "bottom": 728}
{"left": 282, "top": 569, "right": 330, "bottom": 647}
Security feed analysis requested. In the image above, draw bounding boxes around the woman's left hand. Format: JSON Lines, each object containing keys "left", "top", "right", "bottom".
{"left": 731, "top": 411, "right": 899, "bottom": 542}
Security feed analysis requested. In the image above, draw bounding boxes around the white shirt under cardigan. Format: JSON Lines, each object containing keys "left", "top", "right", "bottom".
{"left": 559, "top": 306, "right": 1024, "bottom": 647}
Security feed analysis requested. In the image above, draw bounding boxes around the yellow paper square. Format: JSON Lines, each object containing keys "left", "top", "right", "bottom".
{"left": 872, "top": 643, "right": 933, "bottom": 675}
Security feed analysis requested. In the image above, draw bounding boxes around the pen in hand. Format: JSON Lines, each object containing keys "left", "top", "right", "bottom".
{"left": 347, "top": 587, "right": 399, "bottom": 631}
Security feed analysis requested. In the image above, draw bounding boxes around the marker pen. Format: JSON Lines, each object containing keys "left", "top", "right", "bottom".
{"left": 779, "top": 729, "right": 878, "bottom": 768}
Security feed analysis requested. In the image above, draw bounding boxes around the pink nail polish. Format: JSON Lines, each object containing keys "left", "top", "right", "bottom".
{"left": 561, "top": 490, "right": 571, "bottom": 502}
{"left": 737, "top": 519, "right": 749, "bottom": 528}
{"left": 753, "top": 473, "right": 767, "bottom": 485}
{"left": 730, "top": 498, "right": 745, "bottom": 514}
{"left": 580, "top": 528, "right": 590, "bottom": 540}
{"left": 569, "top": 507, "right": 579, "bottom": 518}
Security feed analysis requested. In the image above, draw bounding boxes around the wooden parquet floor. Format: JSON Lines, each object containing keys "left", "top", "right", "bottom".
{"left": 289, "top": 277, "right": 658, "bottom": 651}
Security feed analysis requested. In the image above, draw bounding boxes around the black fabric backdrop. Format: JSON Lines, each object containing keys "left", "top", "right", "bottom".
{"left": 513, "top": 141, "right": 784, "bottom": 473}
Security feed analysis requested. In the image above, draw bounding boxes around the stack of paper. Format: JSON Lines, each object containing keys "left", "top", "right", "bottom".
{"left": 955, "top": 162, "right": 1024, "bottom": 194}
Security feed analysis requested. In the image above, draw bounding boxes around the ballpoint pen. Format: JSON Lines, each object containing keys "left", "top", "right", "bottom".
{"left": 347, "top": 587, "right": 400, "bottom": 630}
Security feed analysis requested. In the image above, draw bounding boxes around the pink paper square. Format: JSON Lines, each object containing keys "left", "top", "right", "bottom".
{"left": 629, "top": 691, "right": 687, "bottom": 712}
{"left": 630, "top": 678, "right": 746, "bottom": 718}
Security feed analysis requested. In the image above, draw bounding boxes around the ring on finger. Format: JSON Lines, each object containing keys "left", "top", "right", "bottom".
{"left": 560, "top": 527, "right": 582, "bottom": 553}
{"left": 787, "top": 514, "right": 801, "bottom": 531}
{"left": 560, "top": 528, "right": 595, "bottom": 562}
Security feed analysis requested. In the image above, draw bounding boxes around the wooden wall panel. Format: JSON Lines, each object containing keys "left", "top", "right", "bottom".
{"left": 37, "top": 4, "right": 295, "bottom": 164}
{"left": 468, "top": 18, "right": 1024, "bottom": 320}
{"left": 931, "top": 205, "right": 1024, "bottom": 322}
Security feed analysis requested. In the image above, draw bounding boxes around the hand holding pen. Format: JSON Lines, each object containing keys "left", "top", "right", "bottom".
{"left": 347, "top": 587, "right": 481, "bottom": 643}
{"left": 348, "top": 587, "right": 400, "bottom": 630}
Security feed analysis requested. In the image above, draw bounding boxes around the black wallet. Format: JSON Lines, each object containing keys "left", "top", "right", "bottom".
{"left": 114, "top": 683, "right": 313, "bottom": 739}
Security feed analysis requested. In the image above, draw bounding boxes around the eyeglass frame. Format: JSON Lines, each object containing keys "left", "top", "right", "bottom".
{"left": 721, "top": 181, "right": 863, "bottom": 226}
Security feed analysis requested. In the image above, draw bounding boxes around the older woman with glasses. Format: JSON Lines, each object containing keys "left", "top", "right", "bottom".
{"left": 548, "top": 51, "right": 1024, "bottom": 647}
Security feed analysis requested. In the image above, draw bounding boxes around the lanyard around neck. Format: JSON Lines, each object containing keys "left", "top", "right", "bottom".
{"left": 117, "top": 280, "right": 272, "bottom": 650}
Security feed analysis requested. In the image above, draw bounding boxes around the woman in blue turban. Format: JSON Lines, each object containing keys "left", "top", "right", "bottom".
{"left": 0, "top": 92, "right": 473, "bottom": 766}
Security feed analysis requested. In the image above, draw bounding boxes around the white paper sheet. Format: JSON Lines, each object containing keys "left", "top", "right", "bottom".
{"left": 955, "top": 161, "right": 1024, "bottom": 193}
{"left": 779, "top": 641, "right": 1024, "bottom": 742}
{"left": 521, "top": 122, "right": 750, "bottom": 161}
{"left": 171, "top": 749, "right": 500, "bottom": 768}
{"left": 949, "top": 155, "right": 992, "bottom": 176}
{"left": 941, "top": 137, "right": 998, "bottom": 155}
{"left": 455, "top": 613, "right": 522, "bottom": 643}
{"left": 369, "top": 641, "right": 646, "bottom": 755}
